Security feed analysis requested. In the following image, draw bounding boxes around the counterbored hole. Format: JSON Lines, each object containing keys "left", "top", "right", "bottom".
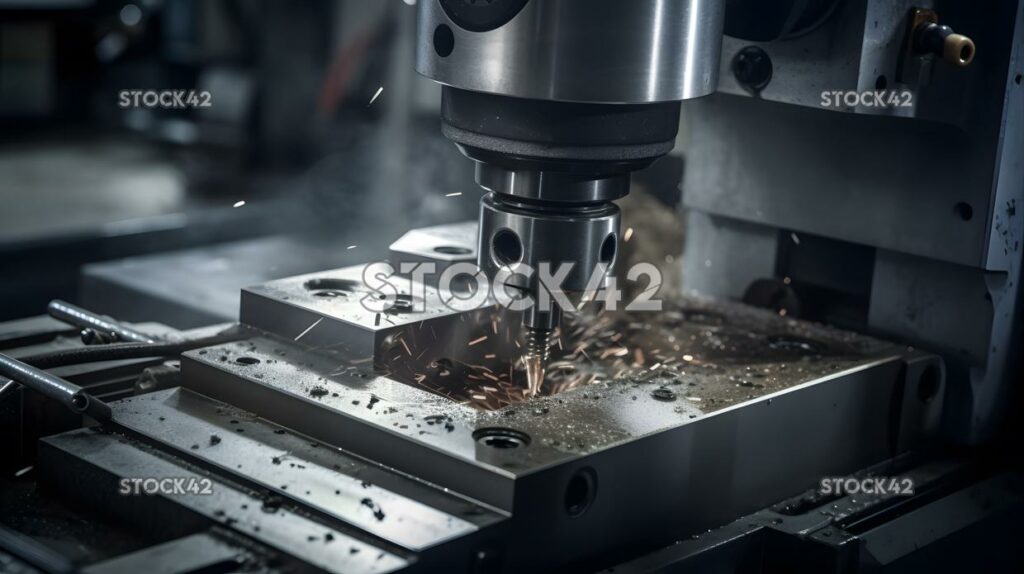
{"left": 433, "top": 24, "right": 454, "bottom": 57}
{"left": 767, "top": 335, "right": 828, "bottom": 355}
{"left": 599, "top": 234, "right": 616, "bottom": 266}
{"left": 304, "top": 278, "right": 359, "bottom": 293}
{"left": 918, "top": 365, "right": 941, "bottom": 402}
{"left": 434, "top": 245, "right": 473, "bottom": 255}
{"left": 473, "top": 428, "right": 531, "bottom": 449}
{"left": 565, "top": 468, "right": 598, "bottom": 517}
{"left": 313, "top": 290, "right": 347, "bottom": 298}
{"left": 491, "top": 229, "right": 523, "bottom": 266}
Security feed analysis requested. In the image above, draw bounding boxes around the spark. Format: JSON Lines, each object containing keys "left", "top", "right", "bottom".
{"left": 233, "top": 200, "right": 246, "bottom": 208}
{"left": 445, "top": 192, "right": 462, "bottom": 197}
{"left": 347, "top": 245, "right": 357, "bottom": 250}
{"left": 14, "top": 466, "right": 32, "bottom": 477}
{"left": 624, "top": 227, "right": 634, "bottom": 242}
{"left": 682, "top": 354, "right": 694, "bottom": 362}
{"left": 468, "top": 335, "right": 488, "bottom": 346}
{"left": 294, "top": 318, "right": 323, "bottom": 341}
{"left": 368, "top": 86, "right": 383, "bottom": 106}
{"left": 790, "top": 232, "right": 801, "bottom": 245}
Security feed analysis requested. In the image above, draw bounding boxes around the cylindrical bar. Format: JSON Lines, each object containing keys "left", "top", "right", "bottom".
{"left": 0, "top": 353, "right": 112, "bottom": 422}
{"left": 47, "top": 300, "right": 157, "bottom": 344}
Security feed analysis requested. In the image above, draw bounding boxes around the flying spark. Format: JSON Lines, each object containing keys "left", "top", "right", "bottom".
{"left": 445, "top": 192, "right": 462, "bottom": 197}
{"left": 233, "top": 200, "right": 246, "bottom": 208}
{"left": 624, "top": 227, "right": 634, "bottom": 242}
{"left": 368, "top": 86, "right": 383, "bottom": 106}
{"left": 347, "top": 245, "right": 357, "bottom": 250}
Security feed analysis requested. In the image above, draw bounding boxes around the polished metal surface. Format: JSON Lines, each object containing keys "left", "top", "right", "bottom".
{"left": 477, "top": 194, "right": 619, "bottom": 293}
{"left": 389, "top": 221, "right": 478, "bottom": 265}
{"left": 475, "top": 164, "right": 629, "bottom": 204}
{"left": 416, "top": 0, "right": 726, "bottom": 104}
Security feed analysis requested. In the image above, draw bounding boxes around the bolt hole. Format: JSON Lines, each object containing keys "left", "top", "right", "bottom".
{"left": 767, "top": 335, "right": 828, "bottom": 355}
{"left": 433, "top": 24, "right": 454, "bottom": 58}
{"left": 304, "top": 278, "right": 358, "bottom": 293}
{"left": 473, "top": 427, "right": 530, "bottom": 449}
{"left": 313, "top": 290, "right": 347, "bottom": 298}
{"left": 954, "top": 202, "right": 973, "bottom": 221}
{"left": 491, "top": 229, "right": 523, "bottom": 266}
{"left": 599, "top": 234, "right": 616, "bottom": 266}
{"left": 565, "top": 467, "right": 598, "bottom": 517}
{"left": 434, "top": 245, "right": 473, "bottom": 255}
{"left": 1015, "top": 74, "right": 1022, "bottom": 85}
{"left": 235, "top": 357, "right": 260, "bottom": 365}
{"left": 875, "top": 75, "right": 888, "bottom": 90}
{"left": 731, "top": 46, "right": 773, "bottom": 92}
{"left": 918, "top": 364, "right": 941, "bottom": 402}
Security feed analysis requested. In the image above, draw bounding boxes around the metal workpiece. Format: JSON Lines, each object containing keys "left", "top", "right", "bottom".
{"left": 240, "top": 263, "right": 475, "bottom": 360}
{"left": 179, "top": 287, "right": 946, "bottom": 570}
{"left": 416, "top": 0, "right": 726, "bottom": 104}
{"left": 389, "top": 221, "right": 477, "bottom": 266}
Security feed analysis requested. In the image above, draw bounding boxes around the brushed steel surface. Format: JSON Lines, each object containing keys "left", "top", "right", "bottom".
{"left": 416, "top": 0, "right": 725, "bottom": 104}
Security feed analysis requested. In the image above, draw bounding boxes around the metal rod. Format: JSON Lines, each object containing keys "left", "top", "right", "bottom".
{"left": 47, "top": 299, "right": 157, "bottom": 344}
{"left": 0, "top": 352, "right": 112, "bottom": 422}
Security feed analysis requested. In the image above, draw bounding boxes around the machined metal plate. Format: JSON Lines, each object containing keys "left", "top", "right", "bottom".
{"left": 389, "top": 221, "right": 477, "bottom": 265}
{"left": 183, "top": 293, "right": 944, "bottom": 570}
{"left": 240, "top": 264, "right": 475, "bottom": 360}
